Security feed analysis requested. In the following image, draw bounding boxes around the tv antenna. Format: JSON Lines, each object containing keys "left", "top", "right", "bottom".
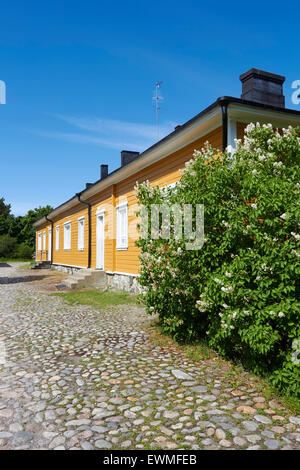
{"left": 153, "top": 81, "right": 163, "bottom": 139}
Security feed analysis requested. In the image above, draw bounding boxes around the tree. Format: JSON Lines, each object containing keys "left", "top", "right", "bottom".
{"left": 0, "top": 197, "right": 13, "bottom": 236}
{"left": 136, "top": 124, "right": 300, "bottom": 397}
{"left": 0, "top": 198, "right": 53, "bottom": 258}
{"left": 20, "top": 205, "right": 53, "bottom": 248}
{"left": 8, "top": 216, "right": 24, "bottom": 243}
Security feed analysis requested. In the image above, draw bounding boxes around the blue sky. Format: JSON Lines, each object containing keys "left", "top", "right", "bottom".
{"left": 0, "top": 0, "right": 299, "bottom": 215}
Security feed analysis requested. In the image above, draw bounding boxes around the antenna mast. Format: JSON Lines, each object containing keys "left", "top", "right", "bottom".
{"left": 153, "top": 81, "right": 163, "bottom": 139}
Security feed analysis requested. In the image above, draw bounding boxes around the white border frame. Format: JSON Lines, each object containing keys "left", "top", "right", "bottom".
{"left": 77, "top": 216, "right": 85, "bottom": 251}
{"left": 63, "top": 221, "right": 71, "bottom": 251}
{"left": 96, "top": 210, "right": 105, "bottom": 269}
{"left": 116, "top": 202, "right": 128, "bottom": 250}
{"left": 55, "top": 225, "right": 60, "bottom": 251}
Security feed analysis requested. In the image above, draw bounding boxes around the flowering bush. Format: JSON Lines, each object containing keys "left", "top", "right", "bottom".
{"left": 136, "top": 123, "right": 300, "bottom": 397}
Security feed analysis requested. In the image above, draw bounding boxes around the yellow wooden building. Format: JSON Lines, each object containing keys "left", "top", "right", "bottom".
{"left": 33, "top": 69, "right": 300, "bottom": 290}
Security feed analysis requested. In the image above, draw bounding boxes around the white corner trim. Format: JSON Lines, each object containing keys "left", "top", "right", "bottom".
{"left": 227, "top": 117, "right": 237, "bottom": 154}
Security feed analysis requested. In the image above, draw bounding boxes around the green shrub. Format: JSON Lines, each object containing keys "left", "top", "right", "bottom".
{"left": 15, "top": 243, "right": 33, "bottom": 259}
{"left": 136, "top": 123, "right": 300, "bottom": 397}
{"left": 0, "top": 234, "right": 17, "bottom": 257}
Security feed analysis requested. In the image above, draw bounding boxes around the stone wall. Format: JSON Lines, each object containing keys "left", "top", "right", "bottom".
{"left": 106, "top": 272, "right": 140, "bottom": 294}
{"left": 51, "top": 264, "right": 140, "bottom": 293}
{"left": 51, "top": 264, "right": 83, "bottom": 275}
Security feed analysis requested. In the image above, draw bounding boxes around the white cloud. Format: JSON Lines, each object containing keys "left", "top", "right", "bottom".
{"left": 33, "top": 114, "right": 176, "bottom": 152}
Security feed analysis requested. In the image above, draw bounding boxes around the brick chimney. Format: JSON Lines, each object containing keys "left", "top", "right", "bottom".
{"left": 121, "top": 150, "right": 139, "bottom": 167}
{"left": 100, "top": 164, "right": 108, "bottom": 180}
{"left": 240, "top": 68, "right": 285, "bottom": 108}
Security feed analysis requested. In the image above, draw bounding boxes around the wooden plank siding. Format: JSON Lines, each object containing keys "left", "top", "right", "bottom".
{"left": 35, "top": 125, "right": 222, "bottom": 274}
{"left": 51, "top": 204, "right": 89, "bottom": 267}
{"left": 237, "top": 122, "right": 247, "bottom": 140}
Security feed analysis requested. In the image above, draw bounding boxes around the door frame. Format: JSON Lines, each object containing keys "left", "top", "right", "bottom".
{"left": 96, "top": 210, "right": 105, "bottom": 269}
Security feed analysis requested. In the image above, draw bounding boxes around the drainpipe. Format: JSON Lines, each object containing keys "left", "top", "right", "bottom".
{"left": 221, "top": 102, "right": 228, "bottom": 152}
{"left": 45, "top": 214, "right": 54, "bottom": 264}
{"left": 76, "top": 193, "right": 91, "bottom": 269}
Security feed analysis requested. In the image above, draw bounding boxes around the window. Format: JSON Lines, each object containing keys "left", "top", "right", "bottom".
{"left": 55, "top": 226, "right": 60, "bottom": 251}
{"left": 116, "top": 202, "right": 128, "bottom": 249}
{"left": 42, "top": 231, "right": 46, "bottom": 250}
{"left": 78, "top": 217, "right": 84, "bottom": 250}
{"left": 63, "top": 221, "right": 71, "bottom": 250}
{"left": 37, "top": 233, "right": 42, "bottom": 251}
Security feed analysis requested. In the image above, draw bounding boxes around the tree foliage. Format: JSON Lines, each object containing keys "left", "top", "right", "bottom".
{"left": 136, "top": 123, "right": 300, "bottom": 397}
{"left": 0, "top": 199, "right": 53, "bottom": 258}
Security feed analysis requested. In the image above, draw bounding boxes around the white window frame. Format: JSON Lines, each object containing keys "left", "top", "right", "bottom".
{"left": 78, "top": 216, "right": 85, "bottom": 251}
{"left": 55, "top": 226, "right": 60, "bottom": 251}
{"left": 37, "top": 232, "right": 42, "bottom": 251}
{"left": 116, "top": 202, "right": 128, "bottom": 250}
{"left": 63, "top": 221, "right": 71, "bottom": 251}
{"left": 42, "top": 231, "right": 46, "bottom": 251}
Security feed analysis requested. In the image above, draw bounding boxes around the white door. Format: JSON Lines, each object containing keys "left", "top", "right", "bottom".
{"left": 48, "top": 229, "right": 52, "bottom": 261}
{"left": 96, "top": 213, "right": 104, "bottom": 269}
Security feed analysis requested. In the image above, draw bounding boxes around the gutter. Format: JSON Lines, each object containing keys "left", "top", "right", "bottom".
{"left": 45, "top": 215, "right": 54, "bottom": 263}
{"left": 76, "top": 193, "right": 91, "bottom": 268}
{"left": 221, "top": 100, "right": 228, "bottom": 152}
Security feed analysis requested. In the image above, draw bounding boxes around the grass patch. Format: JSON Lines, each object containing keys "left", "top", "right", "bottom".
{"left": 53, "top": 289, "right": 138, "bottom": 309}
{"left": 185, "top": 342, "right": 215, "bottom": 361}
{"left": 18, "top": 263, "right": 32, "bottom": 270}
{"left": 279, "top": 394, "right": 300, "bottom": 415}
{"left": 149, "top": 319, "right": 216, "bottom": 361}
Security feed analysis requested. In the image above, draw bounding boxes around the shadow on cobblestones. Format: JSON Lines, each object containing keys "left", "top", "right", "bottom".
{"left": 0, "top": 275, "right": 47, "bottom": 284}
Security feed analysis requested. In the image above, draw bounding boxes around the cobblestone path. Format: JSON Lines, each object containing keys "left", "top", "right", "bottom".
{"left": 0, "top": 263, "right": 299, "bottom": 450}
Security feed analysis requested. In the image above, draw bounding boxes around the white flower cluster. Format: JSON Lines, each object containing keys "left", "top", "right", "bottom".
{"left": 270, "top": 310, "right": 285, "bottom": 318}
{"left": 222, "top": 220, "right": 232, "bottom": 230}
{"left": 196, "top": 299, "right": 209, "bottom": 312}
{"left": 282, "top": 126, "right": 295, "bottom": 137}
{"left": 134, "top": 179, "right": 157, "bottom": 197}
{"left": 245, "top": 122, "right": 256, "bottom": 134}
{"left": 221, "top": 285, "right": 234, "bottom": 294}
{"left": 291, "top": 232, "right": 300, "bottom": 241}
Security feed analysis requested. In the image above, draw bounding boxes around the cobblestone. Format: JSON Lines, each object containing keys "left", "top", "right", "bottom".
{"left": 0, "top": 263, "right": 299, "bottom": 450}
